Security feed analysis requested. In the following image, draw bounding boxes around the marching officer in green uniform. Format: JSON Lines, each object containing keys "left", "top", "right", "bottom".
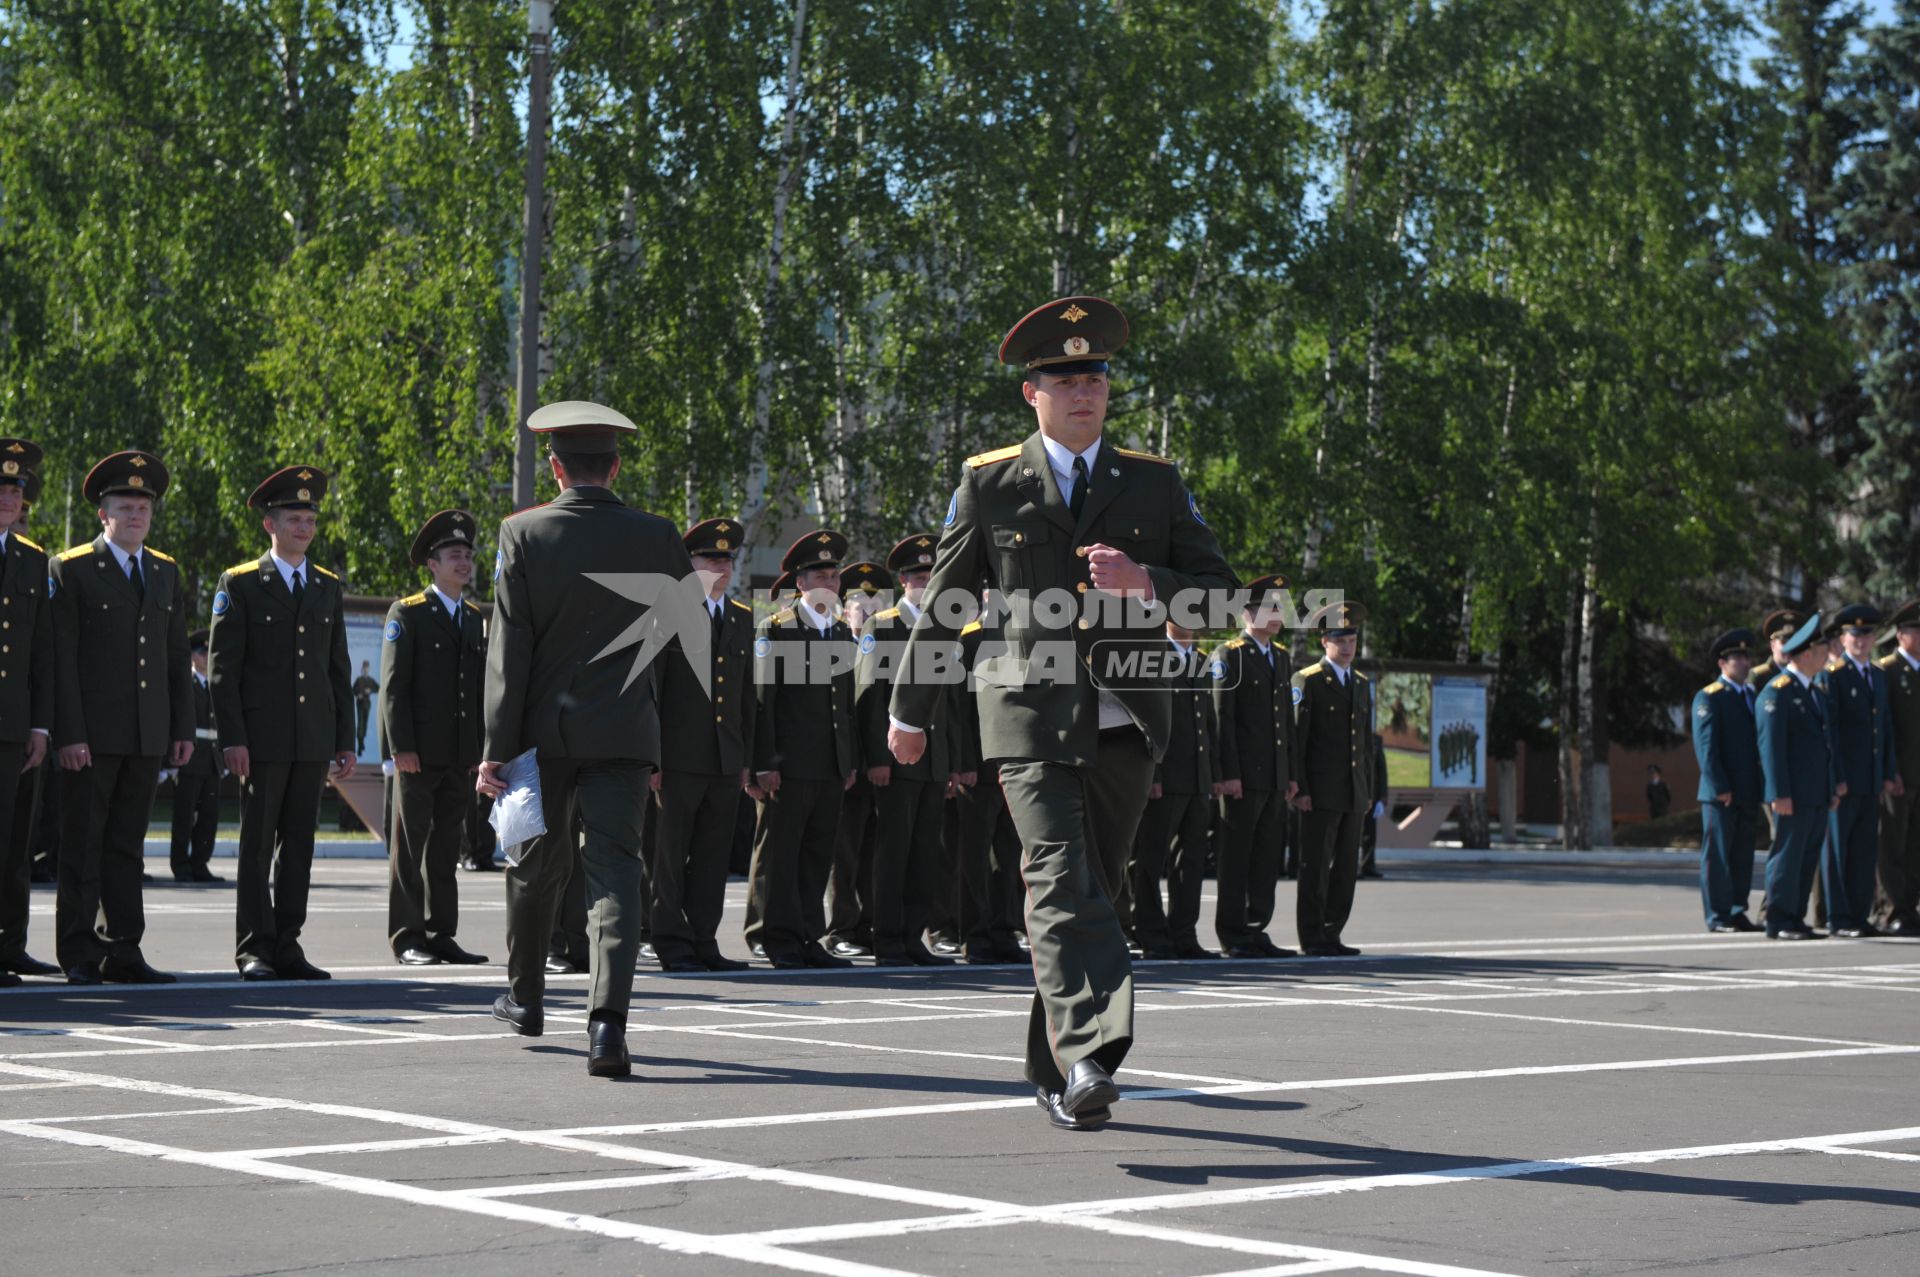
{"left": 210, "top": 464, "right": 357, "bottom": 981}
{"left": 1210, "top": 573, "right": 1297, "bottom": 959}
{"left": 887, "top": 295, "right": 1234, "bottom": 1130}
{"left": 1131, "top": 619, "right": 1220, "bottom": 960}
{"left": 1757, "top": 612, "right": 1837, "bottom": 939}
{"left": 1876, "top": 598, "right": 1920, "bottom": 934}
{"left": 478, "top": 402, "right": 695, "bottom": 1077}
{"left": 1691, "top": 628, "right": 1763, "bottom": 931}
{"left": 1292, "top": 600, "right": 1374, "bottom": 958}
{"left": 51, "top": 451, "right": 194, "bottom": 984}
{"left": 858, "top": 533, "right": 953, "bottom": 966}
{"left": 0, "top": 439, "right": 55, "bottom": 985}
{"left": 746, "top": 530, "right": 859, "bottom": 969}
{"left": 168, "top": 628, "right": 223, "bottom": 884}
{"left": 380, "top": 509, "right": 489, "bottom": 966}
{"left": 650, "top": 516, "right": 755, "bottom": 973}
{"left": 1816, "top": 603, "right": 1898, "bottom": 937}
{"left": 825, "top": 560, "right": 888, "bottom": 958}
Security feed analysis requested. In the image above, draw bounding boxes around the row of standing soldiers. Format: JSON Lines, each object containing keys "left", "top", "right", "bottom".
{"left": 1691, "top": 603, "right": 1920, "bottom": 939}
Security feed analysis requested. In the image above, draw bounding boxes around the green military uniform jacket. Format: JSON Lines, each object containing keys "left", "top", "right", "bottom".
{"left": 752, "top": 605, "right": 858, "bottom": 781}
{"left": 379, "top": 589, "right": 486, "bottom": 768}
{"left": 1291, "top": 660, "right": 1376, "bottom": 813}
{"left": 50, "top": 537, "right": 193, "bottom": 757}
{"left": 0, "top": 531, "right": 53, "bottom": 745}
{"left": 1157, "top": 641, "right": 1219, "bottom": 795}
{"left": 857, "top": 603, "right": 948, "bottom": 780}
{"left": 1210, "top": 633, "right": 1294, "bottom": 792}
{"left": 890, "top": 431, "right": 1235, "bottom": 766}
{"left": 1877, "top": 650, "right": 1920, "bottom": 787}
{"left": 208, "top": 553, "right": 354, "bottom": 763}
{"left": 484, "top": 485, "right": 694, "bottom": 764}
{"left": 659, "top": 596, "right": 757, "bottom": 777}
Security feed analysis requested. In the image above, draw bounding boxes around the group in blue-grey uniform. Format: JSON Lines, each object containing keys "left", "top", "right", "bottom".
{"left": 1815, "top": 603, "right": 1899, "bottom": 938}
{"left": 1754, "top": 613, "right": 1838, "bottom": 939}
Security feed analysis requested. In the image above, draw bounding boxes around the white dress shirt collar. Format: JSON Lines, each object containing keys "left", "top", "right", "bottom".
{"left": 1039, "top": 433, "right": 1101, "bottom": 499}
{"left": 430, "top": 584, "right": 462, "bottom": 619}
{"left": 269, "top": 551, "right": 307, "bottom": 591}
{"left": 105, "top": 540, "right": 143, "bottom": 574}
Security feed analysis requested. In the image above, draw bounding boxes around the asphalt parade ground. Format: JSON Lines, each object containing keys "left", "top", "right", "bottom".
{"left": 3, "top": 859, "right": 1917, "bottom": 1276}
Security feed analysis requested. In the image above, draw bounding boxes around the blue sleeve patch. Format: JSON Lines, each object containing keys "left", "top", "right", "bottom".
{"left": 211, "top": 589, "right": 229, "bottom": 616}
{"left": 47, "top": 574, "right": 56, "bottom": 600}
{"left": 493, "top": 547, "right": 505, "bottom": 582}
{"left": 1209, "top": 659, "right": 1226, "bottom": 681}
{"left": 858, "top": 633, "right": 876, "bottom": 655}
{"left": 384, "top": 619, "right": 403, "bottom": 643}
{"left": 944, "top": 488, "right": 959, "bottom": 527}
{"left": 1291, "top": 685, "right": 1304, "bottom": 706}
{"left": 1189, "top": 491, "right": 1207, "bottom": 526}
{"left": 754, "top": 636, "right": 772, "bottom": 659}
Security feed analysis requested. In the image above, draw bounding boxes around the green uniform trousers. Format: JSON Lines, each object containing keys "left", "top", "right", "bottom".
{"left": 504, "top": 758, "right": 648, "bottom": 1022}
{"left": 1000, "top": 727, "right": 1153, "bottom": 1092}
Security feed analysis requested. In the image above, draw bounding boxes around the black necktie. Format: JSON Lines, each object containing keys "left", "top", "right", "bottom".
{"left": 291, "top": 567, "right": 304, "bottom": 605}
{"left": 709, "top": 602, "right": 723, "bottom": 646}
{"left": 127, "top": 555, "right": 144, "bottom": 600}
{"left": 1069, "top": 455, "right": 1089, "bottom": 519}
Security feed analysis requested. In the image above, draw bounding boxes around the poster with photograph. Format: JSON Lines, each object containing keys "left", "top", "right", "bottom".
{"left": 344, "top": 609, "right": 387, "bottom": 766}
{"left": 1430, "top": 677, "right": 1487, "bottom": 790}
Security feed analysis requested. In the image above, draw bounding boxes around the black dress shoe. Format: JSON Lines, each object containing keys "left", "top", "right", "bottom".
{"left": 1303, "top": 944, "right": 1349, "bottom": 957}
{"left": 805, "top": 944, "right": 854, "bottom": 969}
{"left": 1139, "top": 945, "right": 1182, "bottom": 961}
{"left": 1173, "top": 944, "right": 1220, "bottom": 960}
{"left": 0, "top": 970, "right": 16, "bottom": 987}
{"left": 960, "top": 947, "right": 1002, "bottom": 964}
{"left": 398, "top": 947, "right": 443, "bottom": 965}
{"left": 929, "top": 937, "right": 963, "bottom": 956}
{"left": 870, "top": 951, "right": 912, "bottom": 967}
{"left": 1061, "top": 1059, "right": 1120, "bottom": 1117}
{"left": 661, "top": 959, "right": 708, "bottom": 973}
{"left": 1768, "top": 927, "right": 1815, "bottom": 940}
{"left": 239, "top": 959, "right": 278, "bottom": 981}
{"left": 587, "top": 1018, "right": 631, "bottom": 1078}
{"left": 278, "top": 958, "right": 332, "bottom": 980}
{"left": 65, "top": 963, "right": 103, "bottom": 985}
{"left": 699, "top": 954, "right": 751, "bottom": 972}
{"left": 1222, "top": 944, "right": 1269, "bottom": 959}
{"left": 1729, "top": 914, "right": 1760, "bottom": 932}
{"left": 190, "top": 867, "right": 225, "bottom": 884}
{"left": 1359, "top": 867, "right": 1386, "bottom": 879}
{"left": 544, "top": 955, "right": 582, "bottom": 975}
{"left": 638, "top": 942, "right": 657, "bottom": 962}
{"left": 827, "top": 938, "right": 871, "bottom": 958}
{"left": 101, "top": 956, "right": 176, "bottom": 984}
{"left": 905, "top": 946, "right": 952, "bottom": 967}
{"left": 1708, "top": 920, "right": 1739, "bottom": 933}
{"left": 1037, "top": 1087, "right": 1110, "bottom": 1131}
{"left": 435, "top": 943, "right": 490, "bottom": 965}
{"left": 1884, "top": 916, "right": 1918, "bottom": 936}
{"left": 1830, "top": 926, "right": 1877, "bottom": 939}
{"left": 1250, "top": 936, "right": 1296, "bottom": 958}
{"left": 749, "top": 942, "right": 767, "bottom": 959}
{"left": 2, "top": 953, "right": 61, "bottom": 977}
{"left": 492, "top": 993, "right": 542, "bottom": 1036}
{"left": 767, "top": 950, "right": 810, "bottom": 970}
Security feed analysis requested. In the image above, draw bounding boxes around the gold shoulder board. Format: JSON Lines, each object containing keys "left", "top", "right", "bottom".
{"left": 964, "top": 444, "right": 1021, "bottom": 468}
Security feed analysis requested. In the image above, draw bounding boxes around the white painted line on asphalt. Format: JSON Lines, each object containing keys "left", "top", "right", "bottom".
{"left": 449, "top": 1167, "right": 746, "bottom": 1198}
{"left": 0, "top": 1032, "right": 508, "bottom": 1061}
{"left": 1343, "top": 1002, "right": 1894, "bottom": 1048}
{"left": 1820, "top": 1147, "right": 1920, "bottom": 1164}
{"left": 28, "top": 1104, "right": 279, "bottom": 1123}
{"left": 0, "top": 1120, "right": 932, "bottom": 1277}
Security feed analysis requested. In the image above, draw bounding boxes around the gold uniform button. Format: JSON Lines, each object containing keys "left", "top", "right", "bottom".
{"left": 714, "top": 714, "right": 723, "bottom": 723}
{"left": 717, "top": 655, "right": 726, "bottom": 664}
{"left": 140, "top": 680, "right": 147, "bottom": 689}
{"left": 298, "top": 672, "right": 305, "bottom": 679}
{"left": 139, "top": 635, "right": 146, "bottom": 644}
{"left": 299, "top": 695, "right": 306, "bottom": 703}
{"left": 298, "top": 625, "right": 305, "bottom": 634}
{"left": 1076, "top": 583, "right": 1087, "bottom": 594}
{"left": 137, "top": 658, "right": 144, "bottom": 666}
{"left": 717, "top": 676, "right": 725, "bottom": 685}
{"left": 1078, "top": 619, "right": 1090, "bottom": 630}
{"left": 1014, "top": 533, "right": 1025, "bottom": 544}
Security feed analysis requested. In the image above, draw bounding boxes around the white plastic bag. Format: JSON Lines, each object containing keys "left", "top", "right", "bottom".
{"left": 487, "top": 747, "right": 546, "bottom": 866}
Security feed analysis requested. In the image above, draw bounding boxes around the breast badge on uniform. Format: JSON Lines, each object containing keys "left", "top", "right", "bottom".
{"left": 212, "top": 589, "right": 229, "bottom": 616}
{"left": 384, "top": 619, "right": 403, "bottom": 642}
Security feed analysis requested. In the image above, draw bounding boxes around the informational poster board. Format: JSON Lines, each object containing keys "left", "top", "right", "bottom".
{"left": 344, "top": 608, "right": 388, "bottom": 766}
{"left": 1430, "top": 677, "right": 1487, "bottom": 790}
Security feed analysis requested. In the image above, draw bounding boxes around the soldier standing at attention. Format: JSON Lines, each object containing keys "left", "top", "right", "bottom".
{"left": 1130, "top": 619, "right": 1220, "bottom": 960}
{"left": 168, "top": 628, "right": 223, "bottom": 884}
{"left": 1691, "top": 628, "right": 1762, "bottom": 932}
{"left": 1210, "top": 573, "right": 1298, "bottom": 959}
{"left": 353, "top": 662, "right": 380, "bottom": 756}
{"left": 1816, "top": 603, "right": 1897, "bottom": 937}
{"left": 209, "top": 465, "right": 356, "bottom": 981}
{"left": 1875, "top": 599, "right": 1919, "bottom": 934}
{"left": 825, "top": 560, "right": 887, "bottom": 959}
{"left": 380, "top": 509, "right": 489, "bottom": 967}
{"left": 858, "top": 534, "right": 953, "bottom": 967}
{"left": 887, "top": 295, "right": 1234, "bottom": 1130}
{"left": 1291, "top": 600, "right": 1374, "bottom": 958}
{"left": 0, "top": 439, "right": 55, "bottom": 984}
{"left": 1757, "top": 613, "right": 1838, "bottom": 940}
{"left": 478, "top": 403, "right": 694, "bottom": 1078}
{"left": 52, "top": 451, "right": 194, "bottom": 985}
{"left": 745, "top": 531, "right": 859, "bottom": 970}
{"left": 650, "top": 517, "right": 755, "bottom": 974}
